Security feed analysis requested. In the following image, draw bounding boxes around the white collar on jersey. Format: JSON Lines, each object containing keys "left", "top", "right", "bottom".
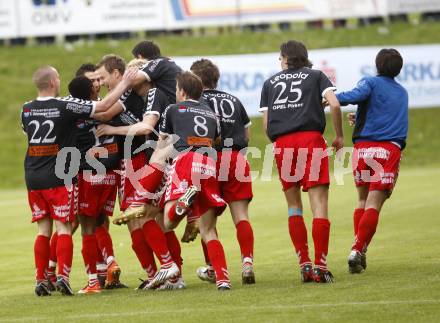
{"left": 36, "top": 96, "right": 55, "bottom": 101}
{"left": 186, "top": 99, "right": 199, "bottom": 103}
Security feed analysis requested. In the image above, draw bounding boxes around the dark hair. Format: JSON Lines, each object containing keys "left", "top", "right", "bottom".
{"left": 375, "top": 48, "right": 403, "bottom": 78}
{"left": 68, "top": 76, "right": 93, "bottom": 100}
{"left": 176, "top": 71, "right": 203, "bottom": 100}
{"left": 190, "top": 59, "right": 220, "bottom": 89}
{"left": 75, "top": 63, "right": 96, "bottom": 77}
{"left": 132, "top": 41, "right": 161, "bottom": 60}
{"left": 280, "top": 40, "right": 312, "bottom": 69}
{"left": 96, "top": 54, "right": 126, "bottom": 74}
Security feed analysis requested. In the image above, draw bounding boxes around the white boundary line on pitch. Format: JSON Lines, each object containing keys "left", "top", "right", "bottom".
{"left": 1, "top": 299, "right": 439, "bottom": 322}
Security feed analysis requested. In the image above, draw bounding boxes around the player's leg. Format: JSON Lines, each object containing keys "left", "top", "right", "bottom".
{"left": 78, "top": 215, "right": 101, "bottom": 294}
{"left": 94, "top": 215, "right": 108, "bottom": 288}
{"left": 196, "top": 239, "right": 216, "bottom": 283}
{"left": 140, "top": 204, "right": 179, "bottom": 289}
{"left": 354, "top": 186, "right": 368, "bottom": 237}
{"left": 307, "top": 185, "right": 334, "bottom": 283}
{"left": 285, "top": 185, "right": 314, "bottom": 282}
{"left": 230, "top": 200, "right": 255, "bottom": 284}
{"left": 199, "top": 208, "right": 231, "bottom": 291}
{"left": 53, "top": 219, "right": 74, "bottom": 295}
{"left": 154, "top": 211, "right": 185, "bottom": 290}
{"left": 349, "top": 190, "right": 388, "bottom": 273}
{"left": 47, "top": 232, "right": 58, "bottom": 288}
{"left": 34, "top": 217, "right": 53, "bottom": 296}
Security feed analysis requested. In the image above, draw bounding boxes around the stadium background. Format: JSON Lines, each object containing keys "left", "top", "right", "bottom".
{"left": 0, "top": 1, "right": 439, "bottom": 322}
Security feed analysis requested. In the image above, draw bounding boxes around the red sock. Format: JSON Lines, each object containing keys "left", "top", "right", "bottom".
{"left": 49, "top": 232, "right": 58, "bottom": 265}
{"left": 288, "top": 216, "right": 311, "bottom": 267}
{"left": 130, "top": 229, "right": 157, "bottom": 278}
{"left": 165, "top": 231, "right": 182, "bottom": 273}
{"left": 235, "top": 220, "right": 254, "bottom": 260}
{"left": 206, "top": 240, "right": 230, "bottom": 287}
{"left": 353, "top": 208, "right": 364, "bottom": 236}
{"left": 95, "top": 238, "right": 104, "bottom": 264}
{"left": 142, "top": 220, "right": 173, "bottom": 267}
{"left": 95, "top": 238, "right": 107, "bottom": 280}
{"left": 312, "top": 218, "right": 331, "bottom": 271}
{"left": 201, "top": 240, "right": 211, "bottom": 265}
{"left": 56, "top": 234, "right": 73, "bottom": 279}
{"left": 353, "top": 208, "right": 379, "bottom": 252}
{"left": 81, "top": 234, "right": 98, "bottom": 276}
{"left": 34, "top": 235, "right": 50, "bottom": 281}
{"left": 95, "top": 226, "right": 114, "bottom": 261}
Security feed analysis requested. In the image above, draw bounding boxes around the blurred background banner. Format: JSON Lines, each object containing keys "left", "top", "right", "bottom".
{"left": 1, "top": 0, "right": 440, "bottom": 38}
{"left": 173, "top": 44, "right": 440, "bottom": 115}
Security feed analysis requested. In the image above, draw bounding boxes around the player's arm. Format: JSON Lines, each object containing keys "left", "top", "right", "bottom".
{"left": 92, "top": 68, "right": 137, "bottom": 114}
{"left": 259, "top": 80, "right": 270, "bottom": 139}
{"left": 325, "top": 90, "right": 344, "bottom": 152}
{"left": 245, "top": 126, "right": 251, "bottom": 142}
{"left": 132, "top": 70, "right": 151, "bottom": 87}
{"left": 336, "top": 78, "right": 372, "bottom": 106}
{"left": 262, "top": 110, "right": 269, "bottom": 138}
{"left": 92, "top": 101, "right": 124, "bottom": 122}
{"left": 96, "top": 114, "right": 159, "bottom": 137}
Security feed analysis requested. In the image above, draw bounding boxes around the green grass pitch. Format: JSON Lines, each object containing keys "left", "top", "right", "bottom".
{"left": 1, "top": 166, "right": 439, "bottom": 322}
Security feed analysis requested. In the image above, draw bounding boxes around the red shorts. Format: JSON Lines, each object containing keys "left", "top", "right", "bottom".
{"left": 28, "top": 185, "right": 76, "bottom": 223}
{"left": 164, "top": 151, "right": 226, "bottom": 218}
{"left": 118, "top": 152, "right": 147, "bottom": 211}
{"left": 352, "top": 141, "right": 401, "bottom": 193}
{"left": 78, "top": 170, "right": 118, "bottom": 217}
{"left": 217, "top": 150, "right": 253, "bottom": 203}
{"left": 274, "top": 131, "right": 329, "bottom": 192}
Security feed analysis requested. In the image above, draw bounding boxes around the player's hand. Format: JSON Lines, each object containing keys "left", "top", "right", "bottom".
{"left": 321, "top": 98, "right": 329, "bottom": 108}
{"left": 347, "top": 112, "right": 356, "bottom": 127}
{"left": 332, "top": 136, "right": 344, "bottom": 159}
{"left": 96, "top": 124, "right": 113, "bottom": 137}
{"left": 122, "top": 67, "right": 138, "bottom": 85}
{"left": 149, "top": 136, "right": 177, "bottom": 167}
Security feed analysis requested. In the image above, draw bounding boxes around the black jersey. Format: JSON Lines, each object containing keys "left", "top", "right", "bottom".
{"left": 202, "top": 89, "right": 251, "bottom": 151}
{"left": 75, "top": 118, "right": 120, "bottom": 172}
{"left": 111, "top": 89, "right": 146, "bottom": 157}
{"left": 259, "top": 67, "right": 335, "bottom": 142}
{"left": 159, "top": 100, "right": 218, "bottom": 152}
{"left": 21, "top": 96, "right": 95, "bottom": 190}
{"left": 139, "top": 57, "right": 182, "bottom": 103}
{"left": 142, "top": 87, "right": 170, "bottom": 142}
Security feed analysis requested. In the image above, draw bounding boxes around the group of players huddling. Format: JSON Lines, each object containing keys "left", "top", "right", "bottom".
{"left": 21, "top": 39, "right": 408, "bottom": 296}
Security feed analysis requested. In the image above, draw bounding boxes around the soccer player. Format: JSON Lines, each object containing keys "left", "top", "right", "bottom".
{"left": 259, "top": 40, "right": 343, "bottom": 283}
{"left": 95, "top": 55, "right": 180, "bottom": 286}
{"left": 335, "top": 49, "right": 408, "bottom": 273}
{"left": 74, "top": 63, "right": 126, "bottom": 289}
{"left": 47, "top": 64, "right": 125, "bottom": 290}
{"left": 190, "top": 59, "right": 256, "bottom": 284}
{"left": 97, "top": 58, "right": 184, "bottom": 289}
{"left": 131, "top": 40, "right": 182, "bottom": 103}
{"left": 159, "top": 71, "right": 230, "bottom": 291}
{"left": 22, "top": 65, "right": 136, "bottom": 296}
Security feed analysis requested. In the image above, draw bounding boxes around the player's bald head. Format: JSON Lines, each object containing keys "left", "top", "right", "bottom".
{"left": 32, "top": 66, "right": 58, "bottom": 91}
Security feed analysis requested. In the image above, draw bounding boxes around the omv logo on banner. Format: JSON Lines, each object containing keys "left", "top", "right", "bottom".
{"left": 32, "top": 0, "right": 68, "bottom": 6}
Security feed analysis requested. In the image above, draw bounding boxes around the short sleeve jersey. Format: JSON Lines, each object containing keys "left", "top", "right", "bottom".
{"left": 21, "top": 96, "right": 95, "bottom": 190}
{"left": 75, "top": 118, "right": 121, "bottom": 172}
{"left": 259, "top": 67, "right": 336, "bottom": 142}
{"left": 111, "top": 89, "right": 147, "bottom": 157}
{"left": 202, "top": 89, "right": 251, "bottom": 151}
{"left": 142, "top": 87, "right": 170, "bottom": 142}
{"left": 139, "top": 58, "right": 182, "bottom": 103}
{"left": 159, "top": 100, "right": 218, "bottom": 152}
